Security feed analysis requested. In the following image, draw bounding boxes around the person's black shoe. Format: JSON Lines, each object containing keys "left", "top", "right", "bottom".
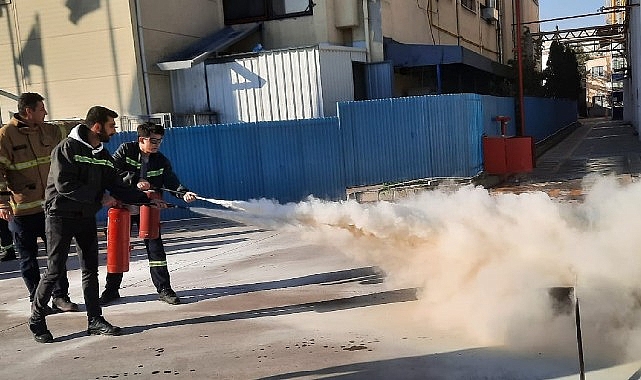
{"left": 52, "top": 296, "right": 79, "bottom": 312}
{"left": 29, "top": 317, "right": 53, "bottom": 343}
{"left": 158, "top": 288, "right": 181, "bottom": 305}
{"left": 42, "top": 304, "right": 56, "bottom": 316}
{"left": 0, "top": 248, "right": 16, "bottom": 262}
{"left": 87, "top": 316, "right": 121, "bottom": 336}
{"left": 99, "top": 290, "right": 120, "bottom": 306}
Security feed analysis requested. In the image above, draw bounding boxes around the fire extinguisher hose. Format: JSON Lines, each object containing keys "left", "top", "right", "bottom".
{"left": 156, "top": 188, "right": 244, "bottom": 211}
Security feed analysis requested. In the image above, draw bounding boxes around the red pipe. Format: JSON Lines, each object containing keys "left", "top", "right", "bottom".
{"left": 515, "top": 0, "right": 526, "bottom": 136}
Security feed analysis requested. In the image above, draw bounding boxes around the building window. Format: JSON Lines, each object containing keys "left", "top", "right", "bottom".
{"left": 593, "top": 95, "right": 606, "bottom": 107}
{"left": 461, "top": 0, "right": 477, "bottom": 12}
{"left": 591, "top": 66, "right": 604, "bottom": 77}
{"left": 224, "top": 0, "right": 313, "bottom": 24}
{"left": 613, "top": 58, "right": 625, "bottom": 71}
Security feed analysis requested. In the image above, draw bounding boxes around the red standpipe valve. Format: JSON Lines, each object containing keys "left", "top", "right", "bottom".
{"left": 494, "top": 116, "right": 511, "bottom": 136}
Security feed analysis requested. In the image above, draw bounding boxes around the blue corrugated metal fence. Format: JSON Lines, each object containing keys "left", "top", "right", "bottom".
{"left": 102, "top": 94, "right": 576, "bottom": 210}
{"left": 339, "top": 94, "right": 485, "bottom": 187}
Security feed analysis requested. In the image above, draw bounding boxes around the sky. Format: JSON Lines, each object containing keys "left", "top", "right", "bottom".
{"left": 539, "top": 0, "right": 608, "bottom": 31}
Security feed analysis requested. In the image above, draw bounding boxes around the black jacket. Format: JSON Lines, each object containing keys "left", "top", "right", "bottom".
{"left": 112, "top": 141, "right": 189, "bottom": 199}
{"left": 45, "top": 125, "right": 150, "bottom": 218}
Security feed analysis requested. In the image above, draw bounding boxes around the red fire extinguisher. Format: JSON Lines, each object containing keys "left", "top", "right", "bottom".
{"left": 106, "top": 207, "right": 131, "bottom": 273}
{"left": 139, "top": 191, "right": 161, "bottom": 239}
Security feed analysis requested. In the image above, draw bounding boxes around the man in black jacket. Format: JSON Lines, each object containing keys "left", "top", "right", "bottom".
{"left": 99, "top": 122, "right": 196, "bottom": 306}
{"left": 28, "top": 106, "right": 165, "bottom": 343}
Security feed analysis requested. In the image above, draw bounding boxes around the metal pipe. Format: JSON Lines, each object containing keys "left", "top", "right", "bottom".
{"left": 514, "top": 0, "right": 526, "bottom": 136}
{"left": 496, "top": 0, "right": 503, "bottom": 63}
{"left": 134, "top": 0, "right": 152, "bottom": 114}
{"left": 362, "top": 0, "right": 371, "bottom": 62}
{"left": 455, "top": 0, "right": 461, "bottom": 46}
{"left": 9, "top": 1, "right": 26, "bottom": 92}
{"left": 156, "top": 187, "right": 244, "bottom": 211}
{"left": 436, "top": 64, "right": 442, "bottom": 94}
{"left": 575, "top": 296, "right": 585, "bottom": 380}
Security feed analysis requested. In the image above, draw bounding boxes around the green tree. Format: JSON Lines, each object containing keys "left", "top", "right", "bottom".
{"left": 543, "top": 40, "right": 582, "bottom": 100}
{"left": 507, "top": 28, "right": 545, "bottom": 97}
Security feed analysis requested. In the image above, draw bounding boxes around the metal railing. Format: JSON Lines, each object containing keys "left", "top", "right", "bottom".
{"left": 119, "top": 113, "right": 173, "bottom": 132}
{"left": 118, "top": 112, "right": 219, "bottom": 131}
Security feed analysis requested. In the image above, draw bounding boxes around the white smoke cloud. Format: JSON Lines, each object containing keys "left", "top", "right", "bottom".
{"left": 193, "top": 176, "right": 641, "bottom": 363}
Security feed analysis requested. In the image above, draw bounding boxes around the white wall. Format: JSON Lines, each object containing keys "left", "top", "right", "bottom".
{"left": 196, "top": 45, "right": 365, "bottom": 123}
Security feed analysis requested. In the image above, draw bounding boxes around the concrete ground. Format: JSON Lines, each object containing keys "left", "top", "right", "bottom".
{"left": 2, "top": 117, "right": 641, "bottom": 379}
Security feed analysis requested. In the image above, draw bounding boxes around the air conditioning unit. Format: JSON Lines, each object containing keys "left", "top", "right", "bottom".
{"left": 481, "top": 6, "right": 499, "bottom": 21}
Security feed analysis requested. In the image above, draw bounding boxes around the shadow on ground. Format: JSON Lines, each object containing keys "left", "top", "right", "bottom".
{"left": 103, "top": 267, "right": 386, "bottom": 306}
{"left": 256, "top": 347, "right": 630, "bottom": 380}
{"left": 53, "top": 288, "right": 417, "bottom": 343}
{"left": 0, "top": 218, "right": 260, "bottom": 281}
{"left": 52, "top": 267, "right": 411, "bottom": 340}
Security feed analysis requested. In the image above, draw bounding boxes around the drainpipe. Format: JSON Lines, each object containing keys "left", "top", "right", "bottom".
{"left": 455, "top": 0, "right": 461, "bottom": 46}
{"left": 496, "top": 0, "right": 503, "bottom": 63}
{"left": 515, "top": 0, "right": 526, "bottom": 136}
{"left": 363, "top": 0, "right": 371, "bottom": 62}
{"left": 9, "top": 2, "right": 27, "bottom": 92}
{"left": 134, "top": 0, "right": 151, "bottom": 115}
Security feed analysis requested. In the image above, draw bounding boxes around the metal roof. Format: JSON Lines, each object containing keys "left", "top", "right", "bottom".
{"left": 157, "top": 23, "right": 261, "bottom": 71}
{"left": 383, "top": 38, "right": 512, "bottom": 78}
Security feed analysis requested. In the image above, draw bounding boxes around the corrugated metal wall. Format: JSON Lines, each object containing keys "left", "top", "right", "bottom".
{"left": 338, "top": 94, "right": 485, "bottom": 186}
{"left": 481, "top": 95, "right": 517, "bottom": 136}
{"left": 207, "top": 47, "right": 324, "bottom": 123}
{"left": 524, "top": 97, "right": 578, "bottom": 142}
{"left": 96, "top": 94, "right": 577, "bottom": 222}
{"left": 318, "top": 46, "right": 367, "bottom": 116}
{"left": 170, "top": 63, "right": 209, "bottom": 114}
{"left": 105, "top": 118, "right": 345, "bottom": 205}
{"left": 364, "top": 61, "right": 394, "bottom": 99}
{"left": 170, "top": 45, "right": 367, "bottom": 124}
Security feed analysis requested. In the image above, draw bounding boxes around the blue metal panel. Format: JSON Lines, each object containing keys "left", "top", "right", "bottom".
{"left": 212, "top": 123, "right": 265, "bottom": 200}
{"left": 425, "top": 94, "right": 484, "bottom": 178}
{"left": 299, "top": 118, "right": 345, "bottom": 200}
{"left": 524, "top": 97, "right": 578, "bottom": 142}
{"left": 365, "top": 61, "right": 394, "bottom": 99}
{"left": 117, "top": 119, "right": 343, "bottom": 204}
{"left": 481, "top": 96, "right": 516, "bottom": 136}
{"left": 94, "top": 95, "right": 577, "bottom": 224}
{"left": 104, "top": 131, "right": 136, "bottom": 151}
{"left": 339, "top": 93, "right": 485, "bottom": 187}
{"left": 258, "top": 120, "right": 306, "bottom": 201}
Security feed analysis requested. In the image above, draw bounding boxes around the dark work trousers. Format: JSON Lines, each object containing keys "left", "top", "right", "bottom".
{"left": 104, "top": 215, "right": 171, "bottom": 294}
{"left": 10, "top": 212, "right": 69, "bottom": 301}
{"left": 0, "top": 218, "right": 13, "bottom": 254}
{"left": 32, "top": 216, "right": 101, "bottom": 320}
